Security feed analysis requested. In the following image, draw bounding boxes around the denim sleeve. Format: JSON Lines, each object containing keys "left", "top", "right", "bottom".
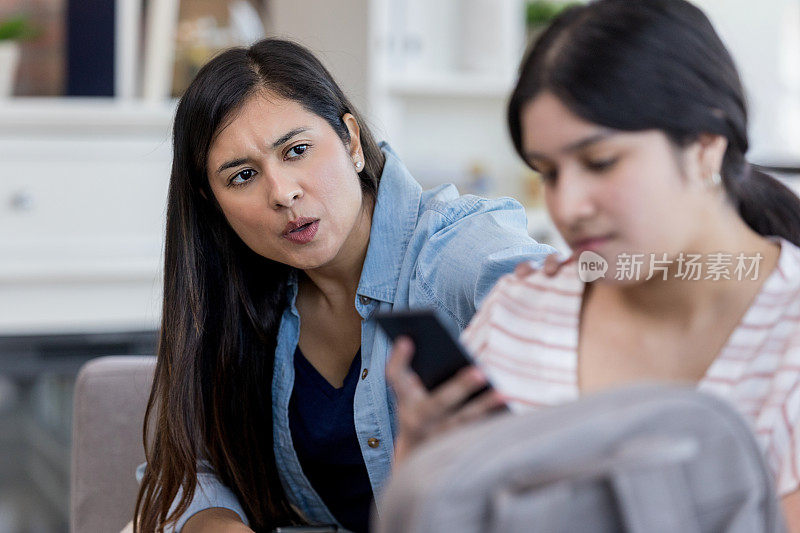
{"left": 413, "top": 196, "right": 555, "bottom": 329}
{"left": 135, "top": 461, "right": 250, "bottom": 531}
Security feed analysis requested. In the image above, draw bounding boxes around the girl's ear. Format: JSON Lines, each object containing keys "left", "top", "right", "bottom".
{"left": 695, "top": 133, "right": 728, "bottom": 185}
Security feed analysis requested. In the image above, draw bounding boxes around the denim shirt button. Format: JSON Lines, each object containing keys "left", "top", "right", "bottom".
{"left": 367, "top": 438, "right": 380, "bottom": 448}
{"left": 358, "top": 295, "right": 372, "bottom": 305}
{"left": 361, "top": 368, "right": 369, "bottom": 380}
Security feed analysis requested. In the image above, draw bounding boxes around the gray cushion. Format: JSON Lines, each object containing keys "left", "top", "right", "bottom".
{"left": 70, "top": 356, "right": 156, "bottom": 533}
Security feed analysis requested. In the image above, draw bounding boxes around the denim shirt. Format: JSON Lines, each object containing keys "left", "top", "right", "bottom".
{"left": 144, "top": 144, "right": 554, "bottom": 531}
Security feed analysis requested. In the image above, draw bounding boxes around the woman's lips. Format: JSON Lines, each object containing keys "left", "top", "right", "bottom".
{"left": 283, "top": 216, "right": 317, "bottom": 234}
{"left": 283, "top": 219, "right": 319, "bottom": 244}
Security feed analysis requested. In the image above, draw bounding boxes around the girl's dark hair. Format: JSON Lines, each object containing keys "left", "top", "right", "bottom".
{"left": 134, "top": 38, "right": 385, "bottom": 532}
{"left": 508, "top": 0, "right": 800, "bottom": 246}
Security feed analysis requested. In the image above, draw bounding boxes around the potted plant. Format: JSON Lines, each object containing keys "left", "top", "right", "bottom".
{"left": 0, "top": 14, "right": 36, "bottom": 97}
{"left": 526, "top": 1, "right": 582, "bottom": 44}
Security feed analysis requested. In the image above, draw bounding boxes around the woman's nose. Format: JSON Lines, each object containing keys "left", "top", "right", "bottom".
{"left": 267, "top": 175, "right": 303, "bottom": 209}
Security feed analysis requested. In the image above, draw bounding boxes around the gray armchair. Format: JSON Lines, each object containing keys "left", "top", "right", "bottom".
{"left": 70, "top": 355, "right": 156, "bottom": 533}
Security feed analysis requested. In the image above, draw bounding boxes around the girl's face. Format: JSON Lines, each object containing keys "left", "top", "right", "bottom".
{"left": 520, "top": 92, "right": 715, "bottom": 274}
{"left": 206, "top": 92, "right": 368, "bottom": 271}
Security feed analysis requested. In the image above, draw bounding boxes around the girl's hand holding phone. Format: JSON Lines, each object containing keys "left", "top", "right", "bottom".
{"left": 386, "top": 336, "right": 507, "bottom": 464}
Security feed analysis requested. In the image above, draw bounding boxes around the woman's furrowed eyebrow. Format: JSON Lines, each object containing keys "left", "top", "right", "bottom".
{"left": 217, "top": 157, "right": 250, "bottom": 175}
{"left": 271, "top": 127, "right": 309, "bottom": 149}
{"left": 525, "top": 131, "right": 615, "bottom": 161}
{"left": 215, "top": 127, "right": 311, "bottom": 175}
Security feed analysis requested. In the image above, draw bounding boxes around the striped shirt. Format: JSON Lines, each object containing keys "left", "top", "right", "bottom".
{"left": 461, "top": 238, "right": 800, "bottom": 496}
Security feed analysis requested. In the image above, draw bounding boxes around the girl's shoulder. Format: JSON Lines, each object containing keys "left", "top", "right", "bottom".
{"left": 461, "top": 253, "right": 582, "bottom": 380}
{"left": 750, "top": 238, "right": 800, "bottom": 320}
{"left": 505, "top": 254, "right": 585, "bottom": 297}
{"left": 475, "top": 254, "right": 584, "bottom": 320}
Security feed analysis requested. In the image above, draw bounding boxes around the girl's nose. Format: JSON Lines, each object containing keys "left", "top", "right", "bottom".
{"left": 549, "top": 170, "right": 597, "bottom": 226}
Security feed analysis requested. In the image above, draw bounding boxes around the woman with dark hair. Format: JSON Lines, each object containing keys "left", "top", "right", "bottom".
{"left": 133, "top": 38, "right": 551, "bottom": 532}
{"left": 387, "top": 0, "right": 800, "bottom": 526}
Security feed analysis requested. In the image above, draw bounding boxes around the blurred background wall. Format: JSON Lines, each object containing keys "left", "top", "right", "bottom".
{"left": 0, "top": 1, "right": 797, "bottom": 531}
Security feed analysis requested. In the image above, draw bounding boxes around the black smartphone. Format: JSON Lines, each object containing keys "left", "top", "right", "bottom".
{"left": 375, "top": 310, "right": 493, "bottom": 394}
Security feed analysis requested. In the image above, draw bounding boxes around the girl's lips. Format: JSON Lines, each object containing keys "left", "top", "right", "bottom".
{"left": 572, "top": 235, "right": 613, "bottom": 254}
{"left": 283, "top": 219, "right": 319, "bottom": 244}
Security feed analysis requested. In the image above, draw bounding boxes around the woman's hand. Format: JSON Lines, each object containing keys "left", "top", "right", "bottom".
{"left": 386, "top": 336, "right": 506, "bottom": 464}
{"left": 515, "top": 253, "right": 564, "bottom": 278}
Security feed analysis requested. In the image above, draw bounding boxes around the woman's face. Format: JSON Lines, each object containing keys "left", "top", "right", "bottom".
{"left": 206, "top": 92, "right": 368, "bottom": 271}
{"left": 520, "top": 92, "right": 713, "bottom": 273}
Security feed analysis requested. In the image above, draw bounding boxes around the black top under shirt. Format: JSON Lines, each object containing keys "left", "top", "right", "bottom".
{"left": 288, "top": 346, "right": 374, "bottom": 533}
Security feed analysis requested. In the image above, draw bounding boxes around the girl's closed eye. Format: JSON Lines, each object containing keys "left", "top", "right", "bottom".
{"left": 583, "top": 156, "right": 618, "bottom": 173}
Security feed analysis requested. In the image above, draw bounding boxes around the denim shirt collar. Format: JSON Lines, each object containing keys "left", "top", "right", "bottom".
{"left": 355, "top": 143, "right": 421, "bottom": 303}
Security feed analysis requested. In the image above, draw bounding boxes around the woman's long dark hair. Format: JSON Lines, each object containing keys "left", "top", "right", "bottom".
{"left": 134, "top": 39, "right": 385, "bottom": 532}
{"left": 508, "top": 0, "right": 800, "bottom": 246}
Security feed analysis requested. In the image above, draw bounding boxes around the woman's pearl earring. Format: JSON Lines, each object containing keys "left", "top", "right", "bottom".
{"left": 710, "top": 172, "right": 722, "bottom": 187}
{"left": 355, "top": 161, "right": 363, "bottom": 170}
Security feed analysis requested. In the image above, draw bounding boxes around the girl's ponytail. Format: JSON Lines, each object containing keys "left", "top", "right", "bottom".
{"left": 726, "top": 164, "right": 800, "bottom": 247}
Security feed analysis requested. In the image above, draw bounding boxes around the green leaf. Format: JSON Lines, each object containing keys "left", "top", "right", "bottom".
{"left": 0, "top": 14, "right": 37, "bottom": 41}
{"left": 526, "top": 1, "right": 582, "bottom": 26}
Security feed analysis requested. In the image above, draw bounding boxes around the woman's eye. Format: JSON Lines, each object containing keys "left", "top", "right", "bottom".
{"left": 229, "top": 168, "right": 256, "bottom": 187}
{"left": 286, "top": 144, "right": 309, "bottom": 160}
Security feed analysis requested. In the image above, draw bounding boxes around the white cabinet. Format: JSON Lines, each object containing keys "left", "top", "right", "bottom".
{"left": 0, "top": 99, "right": 174, "bottom": 335}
